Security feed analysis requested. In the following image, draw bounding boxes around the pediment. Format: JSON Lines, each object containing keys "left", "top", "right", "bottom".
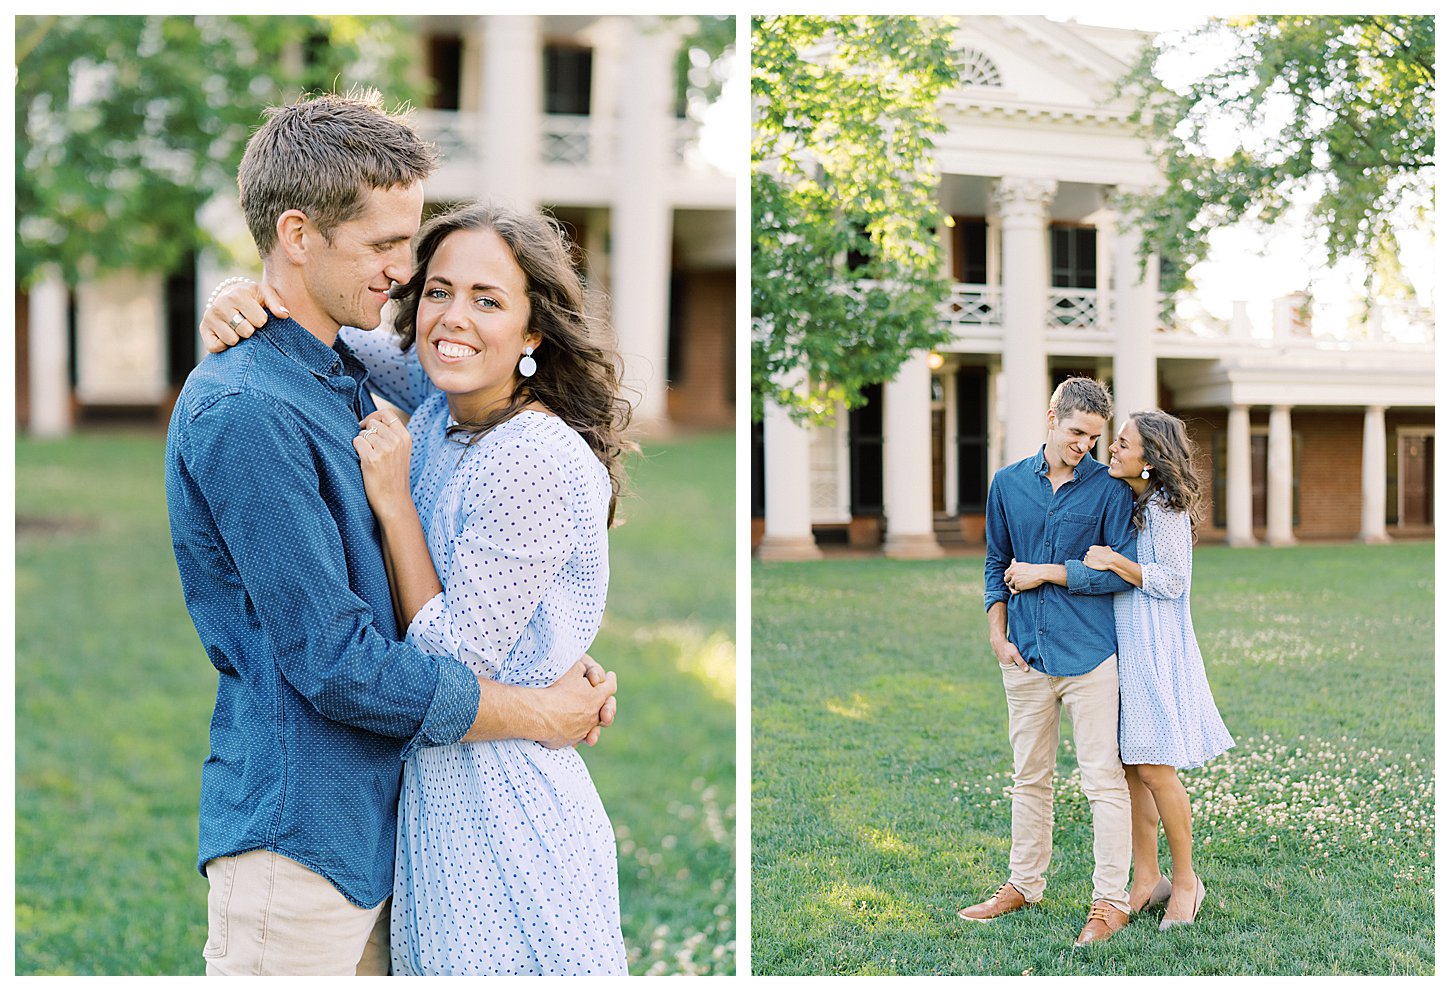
{"left": 945, "top": 15, "right": 1150, "bottom": 120}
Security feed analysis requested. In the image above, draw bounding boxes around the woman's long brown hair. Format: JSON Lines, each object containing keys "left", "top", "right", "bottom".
{"left": 391, "top": 202, "right": 636, "bottom": 523}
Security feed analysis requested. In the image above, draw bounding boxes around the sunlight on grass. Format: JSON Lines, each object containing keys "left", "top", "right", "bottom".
{"left": 860, "top": 825, "right": 916, "bottom": 856}
{"left": 825, "top": 694, "right": 873, "bottom": 720}
{"left": 629, "top": 622, "right": 735, "bottom": 704}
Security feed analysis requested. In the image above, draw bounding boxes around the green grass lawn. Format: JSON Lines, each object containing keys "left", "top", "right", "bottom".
{"left": 751, "top": 543, "right": 1433, "bottom": 975}
{"left": 15, "top": 428, "right": 736, "bottom": 976}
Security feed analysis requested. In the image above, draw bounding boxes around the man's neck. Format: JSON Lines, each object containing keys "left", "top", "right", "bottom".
{"left": 260, "top": 265, "right": 340, "bottom": 347}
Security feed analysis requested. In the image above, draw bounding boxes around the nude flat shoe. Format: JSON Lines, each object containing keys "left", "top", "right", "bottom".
{"left": 1159, "top": 875, "right": 1205, "bottom": 930}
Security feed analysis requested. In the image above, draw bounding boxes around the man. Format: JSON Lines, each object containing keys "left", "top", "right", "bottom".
{"left": 165, "top": 91, "right": 616, "bottom": 976}
{"left": 957, "top": 377, "right": 1138, "bottom": 946}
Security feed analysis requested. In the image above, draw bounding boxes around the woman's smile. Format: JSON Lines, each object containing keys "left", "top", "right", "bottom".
{"left": 434, "top": 338, "right": 480, "bottom": 361}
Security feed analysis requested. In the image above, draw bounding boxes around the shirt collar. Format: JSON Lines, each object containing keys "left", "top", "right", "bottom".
{"left": 1035, "top": 445, "right": 1097, "bottom": 479}
{"left": 256, "top": 316, "right": 345, "bottom": 377}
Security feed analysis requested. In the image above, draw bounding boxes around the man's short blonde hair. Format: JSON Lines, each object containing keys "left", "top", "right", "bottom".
{"left": 1050, "top": 377, "right": 1112, "bottom": 421}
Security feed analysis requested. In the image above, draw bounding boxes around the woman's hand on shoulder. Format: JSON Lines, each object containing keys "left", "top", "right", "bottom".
{"left": 200, "top": 279, "right": 291, "bottom": 353}
{"left": 353, "top": 411, "right": 415, "bottom": 522}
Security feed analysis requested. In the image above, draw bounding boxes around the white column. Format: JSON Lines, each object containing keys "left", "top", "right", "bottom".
{"left": 1225, "top": 404, "right": 1255, "bottom": 547}
{"left": 478, "top": 16, "right": 540, "bottom": 207}
{"left": 758, "top": 395, "right": 823, "bottom": 561}
{"left": 993, "top": 177, "right": 1056, "bottom": 460}
{"left": 1266, "top": 404, "right": 1296, "bottom": 546}
{"left": 1360, "top": 405, "right": 1390, "bottom": 543}
{"left": 28, "top": 267, "right": 72, "bottom": 438}
{"left": 1111, "top": 210, "right": 1159, "bottom": 421}
{"left": 611, "top": 16, "right": 676, "bottom": 428}
{"left": 882, "top": 351, "right": 942, "bottom": 558}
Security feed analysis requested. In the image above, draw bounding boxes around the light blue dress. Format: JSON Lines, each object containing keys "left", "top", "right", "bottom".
{"left": 339, "top": 329, "right": 627, "bottom": 976}
{"left": 1115, "top": 495, "right": 1234, "bottom": 769}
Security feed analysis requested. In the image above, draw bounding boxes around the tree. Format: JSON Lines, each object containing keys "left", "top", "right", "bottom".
{"left": 676, "top": 14, "right": 735, "bottom": 121}
{"left": 15, "top": 15, "right": 420, "bottom": 288}
{"left": 1118, "top": 15, "right": 1434, "bottom": 295}
{"left": 751, "top": 15, "right": 959, "bottom": 423}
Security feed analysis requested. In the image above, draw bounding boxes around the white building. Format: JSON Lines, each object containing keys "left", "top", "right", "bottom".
{"left": 21, "top": 15, "right": 736, "bottom": 436}
{"left": 753, "top": 15, "right": 1434, "bottom": 558}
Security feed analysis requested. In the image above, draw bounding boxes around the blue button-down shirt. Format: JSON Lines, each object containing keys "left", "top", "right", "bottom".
{"left": 165, "top": 317, "right": 481, "bottom": 908}
{"left": 983, "top": 447, "right": 1138, "bottom": 676}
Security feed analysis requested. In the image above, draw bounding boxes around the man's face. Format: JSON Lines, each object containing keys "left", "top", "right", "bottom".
{"left": 301, "top": 182, "right": 424, "bottom": 335}
{"left": 1047, "top": 408, "right": 1106, "bottom": 470}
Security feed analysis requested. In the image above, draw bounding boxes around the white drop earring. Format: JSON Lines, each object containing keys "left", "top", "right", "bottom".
{"left": 518, "top": 345, "right": 537, "bottom": 378}
{"left": 1140, "top": 466, "right": 1152, "bottom": 480}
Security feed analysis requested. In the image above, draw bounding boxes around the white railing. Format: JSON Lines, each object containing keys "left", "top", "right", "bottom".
{"left": 415, "top": 110, "right": 721, "bottom": 177}
{"left": 415, "top": 109, "right": 480, "bottom": 161}
{"left": 940, "top": 283, "right": 1001, "bottom": 328}
{"left": 541, "top": 114, "right": 593, "bottom": 165}
{"left": 1047, "top": 288, "right": 1100, "bottom": 329}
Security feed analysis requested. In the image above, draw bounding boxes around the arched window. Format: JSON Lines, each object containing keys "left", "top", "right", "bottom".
{"left": 956, "top": 48, "right": 1003, "bottom": 87}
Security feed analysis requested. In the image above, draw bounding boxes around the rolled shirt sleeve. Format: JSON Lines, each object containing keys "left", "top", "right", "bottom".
{"left": 1067, "top": 482, "right": 1139, "bottom": 596}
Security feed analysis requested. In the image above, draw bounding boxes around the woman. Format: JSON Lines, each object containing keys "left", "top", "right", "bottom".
{"left": 206, "top": 202, "right": 633, "bottom": 974}
{"left": 1082, "top": 409, "right": 1233, "bottom": 929}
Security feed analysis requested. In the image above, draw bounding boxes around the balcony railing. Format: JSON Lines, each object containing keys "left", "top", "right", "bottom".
{"left": 541, "top": 114, "right": 594, "bottom": 165}
{"left": 1047, "top": 288, "right": 1100, "bottom": 329}
{"left": 417, "top": 110, "right": 708, "bottom": 172}
{"left": 940, "top": 283, "right": 1001, "bottom": 328}
{"left": 941, "top": 284, "right": 1105, "bottom": 331}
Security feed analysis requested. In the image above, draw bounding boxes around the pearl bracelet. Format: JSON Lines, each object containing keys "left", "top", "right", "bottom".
{"left": 205, "top": 276, "right": 255, "bottom": 309}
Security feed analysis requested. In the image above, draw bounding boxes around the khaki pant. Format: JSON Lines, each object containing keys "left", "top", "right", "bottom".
{"left": 1000, "top": 654, "right": 1130, "bottom": 914}
{"left": 203, "top": 850, "right": 390, "bottom": 976}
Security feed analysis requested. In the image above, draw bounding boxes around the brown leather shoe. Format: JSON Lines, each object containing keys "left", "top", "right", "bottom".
{"left": 957, "top": 882, "right": 1027, "bottom": 922}
{"left": 1074, "top": 899, "right": 1130, "bottom": 946}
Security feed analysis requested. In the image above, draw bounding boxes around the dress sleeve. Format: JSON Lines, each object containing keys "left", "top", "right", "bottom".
{"left": 1140, "top": 500, "right": 1192, "bottom": 600}
{"left": 338, "top": 325, "right": 436, "bottom": 414}
{"left": 406, "top": 436, "right": 574, "bottom": 679}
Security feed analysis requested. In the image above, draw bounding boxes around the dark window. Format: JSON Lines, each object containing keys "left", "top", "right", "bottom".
{"left": 544, "top": 44, "right": 593, "bottom": 115}
{"left": 426, "top": 35, "right": 464, "bottom": 111}
{"left": 1050, "top": 225, "right": 1096, "bottom": 289}
{"left": 848, "top": 383, "right": 884, "bottom": 516}
{"left": 952, "top": 218, "right": 988, "bottom": 284}
{"left": 751, "top": 419, "right": 765, "bottom": 518}
{"left": 955, "top": 367, "right": 989, "bottom": 512}
{"left": 165, "top": 254, "right": 198, "bottom": 387}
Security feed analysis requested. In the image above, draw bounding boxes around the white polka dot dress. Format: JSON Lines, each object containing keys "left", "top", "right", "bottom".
{"left": 1116, "top": 495, "right": 1235, "bottom": 769}
{"left": 390, "top": 401, "right": 626, "bottom": 975}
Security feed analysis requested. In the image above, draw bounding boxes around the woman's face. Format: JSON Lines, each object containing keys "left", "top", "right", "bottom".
{"left": 1108, "top": 417, "right": 1149, "bottom": 480}
{"left": 414, "top": 228, "right": 539, "bottom": 422}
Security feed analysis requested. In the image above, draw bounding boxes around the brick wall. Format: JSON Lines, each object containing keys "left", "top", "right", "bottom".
{"left": 666, "top": 269, "right": 735, "bottom": 429}
{"left": 1181, "top": 407, "right": 1434, "bottom": 543}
